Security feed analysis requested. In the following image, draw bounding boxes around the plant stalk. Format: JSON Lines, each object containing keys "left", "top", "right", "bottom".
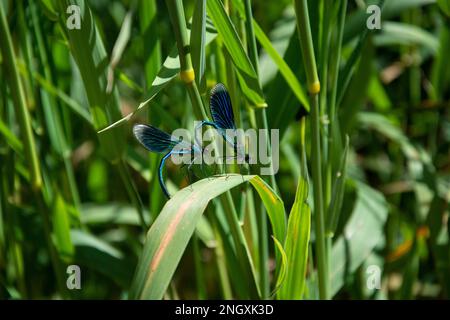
{"left": 166, "top": 0, "right": 259, "bottom": 298}
{"left": 0, "top": 2, "right": 42, "bottom": 191}
{"left": 243, "top": 0, "right": 280, "bottom": 298}
{"left": 293, "top": 0, "right": 328, "bottom": 299}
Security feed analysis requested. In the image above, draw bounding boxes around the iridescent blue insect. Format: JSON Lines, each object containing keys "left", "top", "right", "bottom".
{"left": 196, "top": 83, "right": 249, "bottom": 162}
{"left": 133, "top": 124, "right": 202, "bottom": 199}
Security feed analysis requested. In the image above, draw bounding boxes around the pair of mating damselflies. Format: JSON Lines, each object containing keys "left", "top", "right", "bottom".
{"left": 133, "top": 83, "right": 248, "bottom": 199}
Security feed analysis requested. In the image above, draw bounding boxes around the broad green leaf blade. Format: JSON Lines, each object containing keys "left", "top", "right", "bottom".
{"left": 330, "top": 181, "right": 388, "bottom": 296}
{"left": 231, "top": 0, "right": 309, "bottom": 111}
{"left": 130, "top": 174, "right": 285, "bottom": 299}
{"left": 278, "top": 172, "right": 310, "bottom": 299}
{"left": 249, "top": 177, "right": 286, "bottom": 243}
{"left": 206, "top": 0, "right": 266, "bottom": 108}
{"left": 191, "top": 0, "right": 207, "bottom": 91}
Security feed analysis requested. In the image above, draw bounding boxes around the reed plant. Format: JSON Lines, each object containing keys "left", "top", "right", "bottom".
{"left": 0, "top": 0, "right": 449, "bottom": 300}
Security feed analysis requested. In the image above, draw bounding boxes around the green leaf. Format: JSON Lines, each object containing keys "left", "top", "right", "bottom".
{"left": 107, "top": 11, "right": 133, "bottom": 92}
{"left": 56, "top": 0, "right": 125, "bottom": 161}
{"left": 195, "top": 215, "right": 216, "bottom": 248}
{"left": 265, "top": 35, "right": 306, "bottom": 137}
{"left": 16, "top": 61, "right": 93, "bottom": 126}
{"left": 344, "top": 0, "right": 436, "bottom": 42}
{"left": 330, "top": 181, "right": 388, "bottom": 296}
{"left": 206, "top": 0, "right": 266, "bottom": 108}
{"left": 252, "top": 21, "right": 308, "bottom": 110}
{"left": 129, "top": 174, "right": 285, "bottom": 299}
{"left": 39, "top": 0, "right": 58, "bottom": 21}
{"left": 110, "top": 12, "right": 132, "bottom": 68}
{"left": 71, "top": 230, "right": 134, "bottom": 288}
{"left": 271, "top": 236, "right": 288, "bottom": 297}
{"left": 250, "top": 176, "right": 287, "bottom": 243}
{"left": 431, "top": 20, "right": 450, "bottom": 100}
{"left": 0, "top": 120, "right": 24, "bottom": 154}
{"left": 231, "top": 0, "right": 309, "bottom": 110}
{"left": 98, "top": 20, "right": 218, "bottom": 134}
{"left": 80, "top": 203, "right": 148, "bottom": 226}
{"left": 438, "top": 0, "right": 450, "bottom": 16}
{"left": 340, "top": 39, "right": 374, "bottom": 133}
{"left": 191, "top": 0, "right": 207, "bottom": 91}
{"left": 358, "top": 112, "right": 419, "bottom": 160}
{"left": 326, "top": 135, "right": 349, "bottom": 236}
{"left": 278, "top": 171, "right": 310, "bottom": 299}
{"left": 374, "top": 22, "right": 439, "bottom": 54}
{"left": 368, "top": 74, "right": 392, "bottom": 111}
{"left": 52, "top": 193, "right": 75, "bottom": 262}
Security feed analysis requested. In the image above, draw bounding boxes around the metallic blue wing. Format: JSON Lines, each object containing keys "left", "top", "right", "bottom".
{"left": 209, "top": 83, "right": 236, "bottom": 131}
{"left": 133, "top": 124, "right": 182, "bottom": 153}
{"left": 134, "top": 124, "right": 198, "bottom": 199}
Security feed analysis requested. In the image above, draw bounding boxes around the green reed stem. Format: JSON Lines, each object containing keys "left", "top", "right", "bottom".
{"left": 294, "top": 0, "right": 328, "bottom": 299}
{"left": 310, "top": 94, "right": 328, "bottom": 299}
{"left": 329, "top": 0, "right": 347, "bottom": 121}
{"left": 36, "top": 192, "right": 68, "bottom": 298}
{"left": 244, "top": 0, "right": 259, "bottom": 76}
{"left": 220, "top": 193, "right": 260, "bottom": 298}
{"left": 326, "top": 0, "right": 347, "bottom": 238}
{"left": 166, "top": 0, "right": 208, "bottom": 120}
{"left": 57, "top": 0, "right": 145, "bottom": 229}
{"left": 0, "top": 3, "right": 42, "bottom": 191}
{"left": 1, "top": 155, "right": 27, "bottom": 297}
{"left": 166, "top": 0, "right": 259, "bottom": 298}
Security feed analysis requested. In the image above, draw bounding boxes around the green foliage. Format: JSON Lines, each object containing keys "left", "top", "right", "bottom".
{"left": 0, "top": 0, "right": 448, "bottom": 300}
